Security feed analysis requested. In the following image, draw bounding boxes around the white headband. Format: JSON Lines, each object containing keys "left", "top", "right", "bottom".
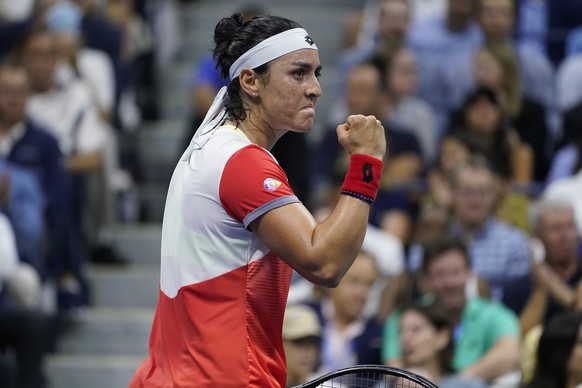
{"left": 228, "top": 27, "right": 318, "bottom": 80}
{"left": 183, "top": 27, "right": 317, "bottom": 158}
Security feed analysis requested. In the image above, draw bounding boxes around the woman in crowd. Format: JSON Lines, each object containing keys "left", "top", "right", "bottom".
{"left": 448, "top": 85, "right": 533, "bottom": 185}
{"left": 398, "top": 302, "right": 487, "bottom": 387}
{"left": 470, "top": 43, "right": 550, "bottom": 183}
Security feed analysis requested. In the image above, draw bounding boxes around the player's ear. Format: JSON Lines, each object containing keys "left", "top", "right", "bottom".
{"left": 239, "top": 68, "right": 261, "bottom": 98}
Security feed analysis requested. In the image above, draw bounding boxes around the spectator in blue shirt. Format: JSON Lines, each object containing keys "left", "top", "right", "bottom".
{"left": 408, "top": 156, "right": 531, "bottom": 301}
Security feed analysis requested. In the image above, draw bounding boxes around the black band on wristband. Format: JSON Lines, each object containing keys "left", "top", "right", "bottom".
{"left": 340, "top": 190, "right": 374, "bottom": 205}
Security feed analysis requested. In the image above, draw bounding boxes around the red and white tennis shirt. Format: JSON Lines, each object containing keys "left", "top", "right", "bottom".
{"left": 130, "top": 125, "right": 300, "bottom": 387}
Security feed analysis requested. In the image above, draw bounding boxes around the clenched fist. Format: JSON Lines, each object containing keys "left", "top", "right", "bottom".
{"left": 336, "top": 114, "right": 386, "bottom": 161}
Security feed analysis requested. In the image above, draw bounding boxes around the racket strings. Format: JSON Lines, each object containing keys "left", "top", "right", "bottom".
{"left": 314, "top": 371, "right": 430, "bottom": 387}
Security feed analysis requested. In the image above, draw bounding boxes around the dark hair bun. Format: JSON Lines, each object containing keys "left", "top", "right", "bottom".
{"left": 214, "top": 13, "right": 244, "bottom": 51}
{"left": 211, "top": 13, "right": 302, "bottom": 120}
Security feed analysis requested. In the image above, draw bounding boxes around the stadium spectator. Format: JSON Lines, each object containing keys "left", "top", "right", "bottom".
{"left": 383, "top": 236, "right": 521, "bottom": 384}
{"left": 310, "top": 251, "right": 383, "bottom": 375}
{"left": 282, "top": 304, "right": 322, "bottom": 387}
{"left": 503, "top": 199, "right": 582, "bottom": 337}
{"left": 408, "top": 156, "right": 531, "bottom": 301}
{"left": 398, "top": 302, "right": 487, "bottom": 387}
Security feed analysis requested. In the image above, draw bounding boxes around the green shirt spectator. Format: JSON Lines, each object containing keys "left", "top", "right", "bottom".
{"left": 383, "top": 296, "right": 520, "bottom": 371}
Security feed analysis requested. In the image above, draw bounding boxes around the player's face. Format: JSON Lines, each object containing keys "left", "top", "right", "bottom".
{"left": 258, "top": 49, "right": 322, "bottom": 133}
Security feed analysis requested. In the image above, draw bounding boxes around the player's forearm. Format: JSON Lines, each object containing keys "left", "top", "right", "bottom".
{"left": 303, "top": 153, "right": 384, "bottom": 286}
{"left": 271, "top": 192, "right": 379, "bottom": 288}
{"left": 255, "top": 196, "right": 372, "bottom": 288}
{"left": 299, "top": 194, "right": 372, "bottom": 287}
{"left": 256, "top": 151, "right": 383, "bottom": 287}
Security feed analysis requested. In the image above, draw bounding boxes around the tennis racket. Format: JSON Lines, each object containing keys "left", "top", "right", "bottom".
{"left": 294, "top": 364, "right": 439, "bottom": 388}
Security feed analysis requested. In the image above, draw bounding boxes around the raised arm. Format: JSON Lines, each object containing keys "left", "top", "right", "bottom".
{"left": 251, "top": 114, "right": 386, "bottom": 287}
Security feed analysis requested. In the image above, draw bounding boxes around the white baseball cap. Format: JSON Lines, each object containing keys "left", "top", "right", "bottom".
{"left": 283, "top": 304, "right": 321, "bottom": 341}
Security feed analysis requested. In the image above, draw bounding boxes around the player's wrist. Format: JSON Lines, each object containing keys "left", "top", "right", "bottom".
{"left": 349, "top": 148, "right": 385, "bottom": 161}
{"left": 340, "top": 154, "right": 384, "bottom": 205}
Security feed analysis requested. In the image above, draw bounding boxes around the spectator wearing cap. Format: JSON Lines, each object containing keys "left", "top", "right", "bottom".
{"left": 282, "top": 304, "right": 322, "bottom": 388}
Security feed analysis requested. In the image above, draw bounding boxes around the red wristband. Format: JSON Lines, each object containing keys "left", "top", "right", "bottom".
{"left": 340, "top": 154, "right": 384, "bottom": 203}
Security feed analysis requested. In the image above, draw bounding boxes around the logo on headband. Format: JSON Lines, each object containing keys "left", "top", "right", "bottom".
{"left": 304, "top": 35, "right": 315, "bottom": 46}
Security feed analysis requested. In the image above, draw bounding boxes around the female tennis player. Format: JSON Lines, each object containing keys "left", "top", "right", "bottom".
{"left": 130, "top": 12, "right": 386, "bottom": 387}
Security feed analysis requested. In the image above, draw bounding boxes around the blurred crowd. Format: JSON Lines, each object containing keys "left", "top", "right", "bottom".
{"left": 1, "top": 0, "right": 582, "bottom": 387}
{"left": 0, "top": 0, "right": 181, "bottom": 386}
{"left": 271, "top": 0, "right": 582, "bottom": 387}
